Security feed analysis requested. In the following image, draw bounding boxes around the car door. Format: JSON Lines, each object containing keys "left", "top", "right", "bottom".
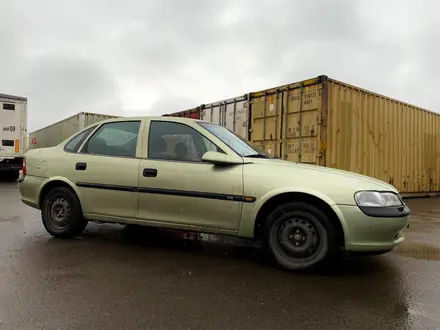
{"left": 137, "top": 119, "right": 244, "bottom": 231}
{"left": 67, "top": 119, "right": 143, "bottom": 220}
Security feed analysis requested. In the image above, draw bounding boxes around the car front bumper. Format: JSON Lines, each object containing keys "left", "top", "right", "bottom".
{"left": 333, "top": 204, "right": 410, "bottom": 253}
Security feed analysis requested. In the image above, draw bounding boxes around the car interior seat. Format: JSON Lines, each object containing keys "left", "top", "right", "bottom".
{"left": 150, "top": 136, "right": 168, "bottom": 159}
{"left": 174, "top": 142, "right": 188, "bottom": 161}
{"left": 88, "top": 137, "right": 109, "bottom": 155}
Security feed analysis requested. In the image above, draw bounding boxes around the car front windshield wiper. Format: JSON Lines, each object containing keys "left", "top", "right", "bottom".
{"left": 244, "top": 153, "right": 270, "bottom": 158}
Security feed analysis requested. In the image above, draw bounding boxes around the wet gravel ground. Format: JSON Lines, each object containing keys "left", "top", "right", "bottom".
{"left": 0, "top": 175, "right": 440, "bottom": 329}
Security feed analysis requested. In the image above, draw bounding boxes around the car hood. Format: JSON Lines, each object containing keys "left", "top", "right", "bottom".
{"left": 242, "top": 157, "right": 399, "bottom": 205}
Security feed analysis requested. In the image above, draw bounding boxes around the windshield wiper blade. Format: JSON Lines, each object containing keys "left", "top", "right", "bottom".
{"left": 245, "top": 153, "right": 268, "bottom": 158}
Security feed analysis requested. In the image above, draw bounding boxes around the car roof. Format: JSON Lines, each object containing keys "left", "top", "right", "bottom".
{"left": 97, "top": 116, "right": 212, "bottom": 125}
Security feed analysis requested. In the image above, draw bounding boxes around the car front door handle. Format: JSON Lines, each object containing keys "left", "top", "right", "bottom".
{"left": 75, "top": 162, "right": 87, "bottom": 171}
{"left": 143, "top": 168, "right": 158, "bottom": 177}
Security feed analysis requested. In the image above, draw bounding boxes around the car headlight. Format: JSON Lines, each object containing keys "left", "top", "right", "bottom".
{"left": 354, "top": 191, "right": 403, "bottom": 207}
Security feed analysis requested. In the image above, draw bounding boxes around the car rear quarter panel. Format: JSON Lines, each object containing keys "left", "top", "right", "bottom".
{"left": 39, "top": 176, "right": 81, "bottom": 203}
{"left": 20, "top": 175, "right": 80, "bottom": 210}
{"left": 19, "top": 175, "right": 46, "bottom": 208}
{"left": 22, "top": 145, "right": 85, "bottom": 207}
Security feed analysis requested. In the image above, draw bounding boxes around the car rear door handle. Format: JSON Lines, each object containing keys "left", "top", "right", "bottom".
{"left": 75, "top": 162, "right": 87, "bottom": 171}
{"left": 143, "top": 168, "right": 157, "bottom": 177}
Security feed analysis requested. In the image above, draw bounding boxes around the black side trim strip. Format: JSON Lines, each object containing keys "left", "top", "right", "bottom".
{"left": 358, "top": 205, "right": 411, "bottom": 218}
{"left": 75, "top": 182, "right": 256, "bottom": 203}
{"left": 138, "top": 187, "right": 255, "bottom": 203}
{"left": 76, "top": 182, "right": 137, "bottom": 192}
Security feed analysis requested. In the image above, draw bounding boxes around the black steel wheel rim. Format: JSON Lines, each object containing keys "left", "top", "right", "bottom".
{"left": 47, "top": 196, "right": 72, "bottom": 230}
{"left": 271, "top": 212, "right": 324, "bottom": 263}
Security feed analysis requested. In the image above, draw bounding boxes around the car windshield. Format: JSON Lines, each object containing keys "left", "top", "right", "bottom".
{"left": 198, "top": 122, "right": 273, "bottom": 158}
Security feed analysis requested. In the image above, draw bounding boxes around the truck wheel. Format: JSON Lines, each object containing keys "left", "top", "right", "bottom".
{"left": 41, "top": 187, "right": 88, "bottom": 238}
{"left": 263, "top": 201, "right": 337, "bottom": 271}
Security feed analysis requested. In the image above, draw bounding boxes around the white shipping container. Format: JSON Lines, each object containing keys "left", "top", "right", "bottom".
{"left": 200, "top": 95, "right": 250, "bottom": 139}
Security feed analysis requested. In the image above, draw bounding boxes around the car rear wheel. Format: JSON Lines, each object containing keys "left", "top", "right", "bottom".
{"left": 263, "top": 201, "right": 337, "bottom": 271}
{"left": 41, "top": 187, "right": 88, "bottom": 238}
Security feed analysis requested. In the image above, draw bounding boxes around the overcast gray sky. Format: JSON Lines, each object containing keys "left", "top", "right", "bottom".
{"left": 1, "top": 0, "right": 438, "bottom": 132}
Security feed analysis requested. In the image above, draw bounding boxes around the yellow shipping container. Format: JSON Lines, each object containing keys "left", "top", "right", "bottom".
{"left": 250, "top": 75, "right": 440, "bottom": 196}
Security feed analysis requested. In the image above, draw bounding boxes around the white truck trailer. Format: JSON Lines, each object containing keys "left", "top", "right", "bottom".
{"left": 0, "top": 93, "right": 27, "bottom": 175}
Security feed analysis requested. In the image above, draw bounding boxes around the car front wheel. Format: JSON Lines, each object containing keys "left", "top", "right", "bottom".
{"left": 263, "top": 201, "right": 337, "bottom": 271}
{"left": 41, "top": 187, "right": 88, "bottom": 238}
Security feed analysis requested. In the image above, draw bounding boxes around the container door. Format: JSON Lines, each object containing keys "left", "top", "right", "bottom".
{"left": 224, "top": 99, "right": 249, "bottom": 140}
{"left": 250, "top": 92, "right": 283, "bottom": 158}
{"left": 201, "top": 103, "right": 223, "bottom": 126}
{"left": 0, "top": 101, "right": 22, "bottom": 157}
{"left": 164, "top": 108, "right": 200, "bottom": 119}
{"left": 200, "top": 96, "right": 250, "bottom": 140}
{"left": 281, "top": 84, "right": 323, "bottom": 164}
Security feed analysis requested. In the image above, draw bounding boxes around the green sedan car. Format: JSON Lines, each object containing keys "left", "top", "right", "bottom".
{"left": 18, "top": 116, "right": 410, "bottom": 271}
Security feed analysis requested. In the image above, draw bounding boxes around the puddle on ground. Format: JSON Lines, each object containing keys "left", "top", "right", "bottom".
{"left": 393, "top": 243, "right": 440, "bottom": 261}
{"left": 94, "top": 224, "right": 440, "bottom": 263}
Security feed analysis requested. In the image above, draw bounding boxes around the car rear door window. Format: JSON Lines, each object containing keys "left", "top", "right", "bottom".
{"left": 81, "top": 121, "right": 141, "bottom": 158}
{"left": 64, "top": 125, "right": 97, "bottom": 153}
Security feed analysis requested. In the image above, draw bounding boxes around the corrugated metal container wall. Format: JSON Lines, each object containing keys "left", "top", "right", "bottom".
{"left": 325, "top": 79, "right": 440, "bottom": 195}
{"left": 200, "top": 95, "right": 250, "bottom": 139}
{"left": 30, "top": 113, "right": 81, "bottom": 149}
{"left": 250, "top": 77, "right": 322, "bottom": 159}
{"left": 163, "top": 108, "right": 201, "bottom": 119}
{"left": 29, "top": 112, "right": 119, "bottom": 149}
{"left": 250, "top": 76, "right": 440, "bottom": 195}
{"left": 83, "top": 112, "right": 119, "bottom": 128}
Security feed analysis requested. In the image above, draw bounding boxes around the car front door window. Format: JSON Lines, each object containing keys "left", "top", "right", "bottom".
{"left": 148, "top": 121, "right": 223, "bottom": 162}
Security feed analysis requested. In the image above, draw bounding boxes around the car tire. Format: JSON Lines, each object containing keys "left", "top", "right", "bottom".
{"left": 263, "top": 201, "right": 337, "bottom": 271}
{"left": 41, "top": 187, "right": 88, "bottom": 238}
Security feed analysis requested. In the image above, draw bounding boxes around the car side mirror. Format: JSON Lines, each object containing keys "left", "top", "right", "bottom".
{"left": 201, "top": 151, "right": 242, "bottom": 165}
